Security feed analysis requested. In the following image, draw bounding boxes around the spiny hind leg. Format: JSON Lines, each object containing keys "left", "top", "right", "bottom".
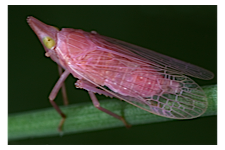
{"left": 88, "top": 91, "right": 131, "bottom": 128}
{"left": 75, "top": 79, "right": 114, "bottom": 98}
{"left": 75, "top": 79, "right": 130, "bottom": 128}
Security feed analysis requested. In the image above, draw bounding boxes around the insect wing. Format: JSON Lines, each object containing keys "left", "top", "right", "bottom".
{"left": 70, "top": 62, "right": 208, "bottom": 119}
{"left": 68, "top": 33, "right": 210, "bottom": 119}
{"left": 96, "top": 34, "right": 214, "bottom": 80}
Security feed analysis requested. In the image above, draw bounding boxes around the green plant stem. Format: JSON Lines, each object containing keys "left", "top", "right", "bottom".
{"left": 8, "top": 85, "right": 217, "bottom": 140}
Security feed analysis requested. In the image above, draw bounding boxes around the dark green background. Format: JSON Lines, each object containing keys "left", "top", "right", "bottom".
{"left": 8, "top": 5, "right": 217, "bottom": 144}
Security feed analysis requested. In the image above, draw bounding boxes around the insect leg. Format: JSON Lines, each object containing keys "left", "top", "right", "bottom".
{"left": 88, "top": 91, "right": 131, "bottom": 128}
{"left": 75, "top": 79, "right": 114, "bottom": 98}
{"left": 58, "top": 65, "right": 69, "bottom": 105}
{"left": 49, "top": 69, "right": 70, "bottom": 131}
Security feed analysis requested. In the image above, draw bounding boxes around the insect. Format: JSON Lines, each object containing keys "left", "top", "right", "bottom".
{"left": 27, "top": 16, "right": 214, "bottom": 131}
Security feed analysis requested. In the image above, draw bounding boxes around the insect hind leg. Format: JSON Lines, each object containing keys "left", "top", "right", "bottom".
{"left": 88, "top": 91, "right": 131, "bottom": 128}
{"left": 75, "top": 79, "right": 130, "bottom": 128}
{"left": 75, "top": 79, "right": 114, "bottom": 98}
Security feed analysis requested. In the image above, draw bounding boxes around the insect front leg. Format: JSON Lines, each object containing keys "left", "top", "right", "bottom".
{"left": 49, "top": 69, "right": 70, "bottom": 131}
{"left": 58, "top": 65, "right": 69, "bottom": 105}
{"left": 75, "top": 79, "right": 130, "bottom": 128}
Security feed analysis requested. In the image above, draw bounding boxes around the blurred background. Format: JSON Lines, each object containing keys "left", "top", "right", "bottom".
{"left": 8, "top": 5, "right": 217, "bottom": 144}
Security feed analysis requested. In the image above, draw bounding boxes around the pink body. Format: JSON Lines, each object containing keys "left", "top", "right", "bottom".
{"left": 27, "top": 16, "right": 214, "bottom": 121}
{"left": 56, "top": 29, "right": 173, "bottom": 97}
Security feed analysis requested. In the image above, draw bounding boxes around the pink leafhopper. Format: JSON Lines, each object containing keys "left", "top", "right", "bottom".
{"left": 27, "top": 16, "right": 214, "bottom": 131}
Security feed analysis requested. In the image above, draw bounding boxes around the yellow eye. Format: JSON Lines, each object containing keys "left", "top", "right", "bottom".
{"left": 43, "top": 36, "right": 55, "bottom": 49}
